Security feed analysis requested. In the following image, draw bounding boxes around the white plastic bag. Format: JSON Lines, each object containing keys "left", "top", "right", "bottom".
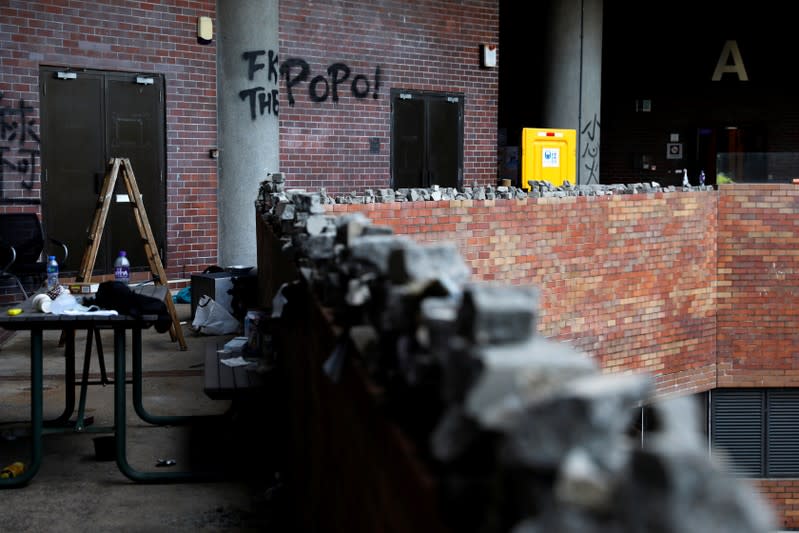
{"left": 50, "top": 291, "right": 79, "bottom": 315}
{"left": 191, "top": 295, "right": 239, "bottom": 335}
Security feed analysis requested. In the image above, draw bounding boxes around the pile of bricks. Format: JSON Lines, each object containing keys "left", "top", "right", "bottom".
{"left": 325, "top": 180, "right": 716, "bottom": 205}
{"left": 256, "top": 175, "right": 773, "bottom": 533}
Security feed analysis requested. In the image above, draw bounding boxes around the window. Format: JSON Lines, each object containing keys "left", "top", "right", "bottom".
{"left": 711, "top": 388, "right": 799, "bottom": 477}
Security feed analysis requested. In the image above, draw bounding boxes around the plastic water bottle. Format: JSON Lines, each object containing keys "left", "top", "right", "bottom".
{"left": 46, "top": 255, "right": 59, "bottom": 290}
{"left": 114, "top": 250, "right": 130, "bottom": 285}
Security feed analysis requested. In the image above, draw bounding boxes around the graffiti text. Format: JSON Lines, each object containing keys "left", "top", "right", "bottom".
{"left": 0, "top": 93, "right": 40, "bottom": 197}
{"left": 280, "top": 59, "right": 381, "bottom": 107}
{"left": 581, "top": 114, "right": 600, "bottom": 184}
{"left": 239, "top": 49, "right": 280, "bottom": 120}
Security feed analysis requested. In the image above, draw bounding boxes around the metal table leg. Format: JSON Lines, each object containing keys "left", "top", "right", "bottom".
{"left": 43, "top": 328, "right": 76, "bottom": 427}
{"left": 73, "top": 328, "right": 95, "bottom": 432}
{"left": 130, "top": 328, "right": 223, "bottom": 426}
{"left": 0, "top": 328, "right": 43, "bottom": 488}
{"left": 114, "top": 327, "right": 224, "bottom": 483}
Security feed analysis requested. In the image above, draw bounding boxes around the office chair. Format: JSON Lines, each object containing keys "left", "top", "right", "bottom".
{"left": 0, "top": 213, "right": 68, "bottom": 300}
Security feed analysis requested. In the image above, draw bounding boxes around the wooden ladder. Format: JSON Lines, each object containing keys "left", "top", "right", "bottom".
{"left": 77, "top": 157, "right": 187, "bottom": 350}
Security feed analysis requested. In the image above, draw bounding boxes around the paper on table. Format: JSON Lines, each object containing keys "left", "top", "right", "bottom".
{"left": 62, "top": 305, "right": 119, "bottom": 316}
{"left": 220, "top": 356, "right": 256, "bottom": 368}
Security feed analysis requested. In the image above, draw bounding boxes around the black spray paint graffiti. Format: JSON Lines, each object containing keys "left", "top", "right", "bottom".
{"left": 239, "top": 49, "right": 280, "bottom": 120}
{"left": 238, "top": 50, "right": 383, "bottom": 120}
{"left": 581, "top": 114, "right": 600, "bottom": 184}
{"left": 280, "top": 58, "right": 381, "bottom": 107}
{"left": 0, "top": 92, "right": 40, "bottom": 194}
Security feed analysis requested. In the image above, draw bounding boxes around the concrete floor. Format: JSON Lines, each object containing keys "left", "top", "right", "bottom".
{"left": 0, "top": 303, "right": 286, "bottom": 532}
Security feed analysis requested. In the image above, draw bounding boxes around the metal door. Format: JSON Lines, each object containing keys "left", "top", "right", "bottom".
{"left": 392, "top": 93, "right": 425, "bottom": 189}
{"left": 427, "top": 95, "right": 462, "bottom": 188}
{"left": 39, "top": 69, "right": 106, "bottom": 273}
{"left": 39, "top": 67, "right": 166, "bottom": 275}
{"left": 391, "top": 90, "right": 463, "bottom": 189}
{"left": 105, "top": 72, "right": 165, "bottom": 269}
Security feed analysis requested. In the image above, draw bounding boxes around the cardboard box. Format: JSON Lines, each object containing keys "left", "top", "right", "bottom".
{"left": 68, "top": 282, "right": 100, "bottom": 294}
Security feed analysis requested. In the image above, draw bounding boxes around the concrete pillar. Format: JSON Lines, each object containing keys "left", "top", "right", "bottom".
{"left": 216, "top": 0, "right": 280, "bottom": 267}
{"left": 542, "top": 0, "right": 603, "bottom": 184}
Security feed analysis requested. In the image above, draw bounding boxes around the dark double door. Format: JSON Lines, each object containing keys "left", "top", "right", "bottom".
{"left": 392, "top": 90, "right": 464, "bottom": 189}
{"left": 39, "top": 67, "right": 166, "bottom": 275}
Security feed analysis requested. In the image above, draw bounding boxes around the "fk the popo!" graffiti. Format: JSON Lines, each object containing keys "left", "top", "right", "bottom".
{"left": 239, "top": 50, "right": 382, "bottom": 120}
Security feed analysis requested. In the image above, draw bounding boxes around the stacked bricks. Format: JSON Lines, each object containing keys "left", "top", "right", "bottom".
{"left": 259, "top": 185, "right": 775, "bottom": 532}
{"left": 324, "top": 183, "right": 799, "bottom": 529}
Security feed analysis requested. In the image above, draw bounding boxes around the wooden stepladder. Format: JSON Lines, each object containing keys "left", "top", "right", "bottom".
{"left": 77, "top": 157, "right": 187, "bottom": 350}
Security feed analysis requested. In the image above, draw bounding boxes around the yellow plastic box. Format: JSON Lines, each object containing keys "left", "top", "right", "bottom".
{"left": 521, "top": 128, "right": 576, "bottom": 189}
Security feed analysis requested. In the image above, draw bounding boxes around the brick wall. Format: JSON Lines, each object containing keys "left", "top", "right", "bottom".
{"left": 753, "top": 479, "right": 799, "bottom": 530}
{"left": 717, "top": 184, "right": 799, "bottom": 387}
{"left": 328, "top": 185, "right": 799, "bottom": 527}
{"left": 1, "top": 0, "right": 499, "bottom": 280}
{"left": 278, "top": 0, "right": 499, "bottom": 195}
{"left": 341, "top": 182, "right": 799, "bottom": 398}
{"left": 715, "top": 184, "right": 799, "bottom": 529}
{"left": 0, "top": 0, "right": 217, "bottom": 279}
{"left": 329, "top": 190, "right": 719, "bottom": 398}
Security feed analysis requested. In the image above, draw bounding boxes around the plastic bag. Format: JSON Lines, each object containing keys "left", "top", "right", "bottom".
{"left": 191, "top": 295, "right": 239, "bottom": 335}
{"left": 50, "top": 291, "right": 79, "bottom": 315}
{"left": 173, "top": 286, "right": 191, "bottom": 304}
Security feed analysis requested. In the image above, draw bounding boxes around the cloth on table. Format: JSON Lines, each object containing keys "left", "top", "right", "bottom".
{"left": 84, "top": 281, "right": 172, "bottom": 332}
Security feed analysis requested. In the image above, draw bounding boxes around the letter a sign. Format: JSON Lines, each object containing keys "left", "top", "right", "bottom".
{"left": 712, "top": 40, "right": 749, "bottom": 81}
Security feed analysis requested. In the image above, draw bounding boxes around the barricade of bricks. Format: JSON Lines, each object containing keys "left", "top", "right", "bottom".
{"left": 255, "top": 174, "right": 773, "bottom": 533}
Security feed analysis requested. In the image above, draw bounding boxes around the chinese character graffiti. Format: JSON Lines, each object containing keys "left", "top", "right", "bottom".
{"left": 0, "top": 92, "right": 41, "bottom": 200}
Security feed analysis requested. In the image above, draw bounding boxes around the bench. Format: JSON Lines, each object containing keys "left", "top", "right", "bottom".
{"left": 203, "top": 342, "right": 266, "bottom": 400}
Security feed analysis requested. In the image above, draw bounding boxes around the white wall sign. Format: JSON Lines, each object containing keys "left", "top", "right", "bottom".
{"left": 542, "top": 147, "right": 560, "bottom": 167}
{"left": 667, "top": 143, "right": 683, "bottom": 159}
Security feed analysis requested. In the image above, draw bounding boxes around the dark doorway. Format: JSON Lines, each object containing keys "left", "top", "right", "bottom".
{"left": 39, "top": 67, "right": 166, "bottom": 276}
{"left": 391, "top": 90, "right": 463, "bottom": 189}
{"left": 696, "top": 125, "right": 768, "bottom": 184}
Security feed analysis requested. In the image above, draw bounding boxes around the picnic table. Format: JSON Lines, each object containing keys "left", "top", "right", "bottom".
{"left": 0, "top": 290, "right": 224, "bottom": 487}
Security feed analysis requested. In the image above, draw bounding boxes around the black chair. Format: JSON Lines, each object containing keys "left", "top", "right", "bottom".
{"left": 0, "top": 213, "right": 68, "bottom": 300}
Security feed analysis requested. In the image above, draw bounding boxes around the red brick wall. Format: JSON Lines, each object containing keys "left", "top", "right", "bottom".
{"left": 0, "top": 0, "right": 217, "bottom": 279}
{"left": 717, "top": 184, "right": 799, "bottom": 387}
{"left": 329, "top": 191, "right": 719, "bottom": 397}
{"left": 278, "top": 0, "right": 499, "bottom": 195}
{"left": 715, "top": 184, "right": 799, "bottom": 529}
{"left": 752, "top": 479, "right": 799, "bottom": 530}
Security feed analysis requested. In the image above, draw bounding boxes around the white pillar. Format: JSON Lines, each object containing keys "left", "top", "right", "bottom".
{"left": 216, "top": 0, "right": 280, "bottom": 267}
